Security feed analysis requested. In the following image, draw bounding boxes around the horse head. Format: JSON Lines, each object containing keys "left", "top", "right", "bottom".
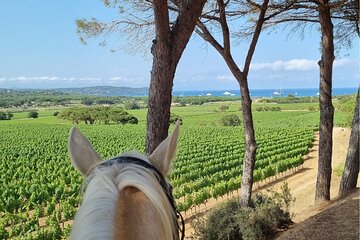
{"left": 68, "top": 122, "right": 181, "bottom": 240}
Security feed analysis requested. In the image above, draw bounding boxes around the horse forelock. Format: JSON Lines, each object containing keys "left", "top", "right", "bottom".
{"left": 70, "top": 153, "right": 177, "bottom": 240}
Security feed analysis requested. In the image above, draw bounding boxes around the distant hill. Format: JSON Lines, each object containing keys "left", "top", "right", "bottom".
{"left": 1, "top": 86, "right": 149, "bottom": 97}
{"left": 54, "top": 86, "right": 149, "bottom": 96}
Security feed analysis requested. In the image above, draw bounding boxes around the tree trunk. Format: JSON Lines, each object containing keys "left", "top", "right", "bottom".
{"left": 222, "top": 56, "right": 258, "bottom": 208}
{"left": 238, "top": 75, "right": 258, "bottom": 207}
{"left": 315, "top": 2, "right": 335, "bottom": 202}
{"left": 195, "top": 0, "right": 268, "bottom": 207}
{"left": 146, "top": 0, "right": 173, "bottom": 155}
{"left": 338, "top": 87, "right": 359, "bottom": 198}
{"left": 237, "top": 0, "right": 267, "bottom": 207}
{"left": 146, "top": 0, "right": 206, "bottom": 154}
{"left": 147, "top": 46, "right": 175, "bottom": 155}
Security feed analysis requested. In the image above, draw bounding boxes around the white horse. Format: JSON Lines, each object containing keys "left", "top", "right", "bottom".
{"left": 68, "top": 122, "right": 182, "bottom": 240}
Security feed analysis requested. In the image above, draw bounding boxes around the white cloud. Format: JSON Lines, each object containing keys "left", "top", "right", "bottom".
{"left": 78, "top": 77, "right": 101, "bottom": 82}
{"left": 251, "top": 59, "right": 317, "bottom": 71}
{"left": 191, "top": 75, "right": 206, "bottom": 80}
{"left": 0, "top": 76, "right": 108, "bottom": 88}
{"left": 109, "top": 76, "right": 147, "bottom": 85}
{"left": 250, "top": 58, "right": 352, "bottom": 71}
{"left": 110, "top": 77, "right": 122, "bottom": 81}
{"left": 283, "top": 59, "right": 318, "bottom": 70}
{"left": 216, "top": 75, "right": 235, "bottom": 82}
{"left": 62, "top": 77, "right": 76, "bottom": 81}
{"left": 8, "top": 76, "right": 61, "bottom": 82}
{"left": 5, "top": 76, "right": 102, "bottom": 82}
{"left": 176, "top": 75, "right": 204, "bottom": 83}
{"left": 109, "top": 76, "right": 134, "bottom": 83}
{"left": 333, "top": 58, "right": 351, "bottom": 67}
{"left": 0, "top": 75, "right": 152, "bottom": 89}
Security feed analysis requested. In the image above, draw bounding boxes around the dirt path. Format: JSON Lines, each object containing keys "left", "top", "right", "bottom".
{"left": 182, "top": 127, "right": 359, "bottom": 238}
{"left": 266, "top": 127, "right": 358, "bottom": 223}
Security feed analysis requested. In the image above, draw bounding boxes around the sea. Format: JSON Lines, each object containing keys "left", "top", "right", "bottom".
{"left": 172, "top": 88, "right": 358, "bottom": 98}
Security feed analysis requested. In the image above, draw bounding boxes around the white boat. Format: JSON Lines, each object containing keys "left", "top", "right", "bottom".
{"left": 223, "top": 91, "right": 232, "bottom": 95}
{"left": 272, "top": 89, "right": 284, "bottom": 96}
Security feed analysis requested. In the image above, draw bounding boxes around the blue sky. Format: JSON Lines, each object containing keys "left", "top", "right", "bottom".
{"left": 0, "top": 0, "right": 359, "bottom": 91}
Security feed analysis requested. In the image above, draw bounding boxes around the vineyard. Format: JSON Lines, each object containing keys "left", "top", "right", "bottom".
{"left": 0, "top": 103, "right": 322, "bottom": 239}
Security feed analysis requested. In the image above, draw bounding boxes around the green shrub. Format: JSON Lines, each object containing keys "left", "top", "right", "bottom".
{"left": 124, "top": 101, "right": 141, "bottom": 110}
{"left": 334, "top": 163, "right": 345, "bottom": 177}
{"left": 221, "top": 114, "right": 241, "bottom": 127}
{"left": 0, "top": 112, "right": 7, "bottom": 120}
{"left": 28, "top": 111, "right": 39, "bottom": 118}
{"left": 81, "top": 99, "right": 94, "bottom": 106}
{"left": 191, "top": 183, "right": 294, "bottom": 240}
{"left": 170, "top": 113, "right": 183, "bottom": 125}
{"left": 308, "top": 106, "right": 316, "bottom": 111}
{"left": 256, "top": 106, "right": 281, "bottom": 112}
{"left": 191, "top": 200, "right": 241, "bottom": 240}
{"left": 337, "top": 95, "right": 356, "bottom": 127}
{"left": 272, "top": 106, "right": 281, "bottom": 111}
{"left": 220, "top": 104, "right": 229, "bottom": 112}
{"left": 117, "top": 115, "right": 138, "bottom": 125}
{"left": 57, "top": 106, "right": 138, "bottom": 125}
{"left": 0, "top": 224, "right": 8, "bottom": 239}
{"left": 0, "top": 112, "right": 12, "bottom": 120}
{"left": 191, "top": 100, "right": 204, "bottom": 105}
{"left": 264, "top": 106, "right": 272, "bottom": 111}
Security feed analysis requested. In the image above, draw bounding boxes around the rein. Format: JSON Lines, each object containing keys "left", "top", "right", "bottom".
{"left": 98, "top": 156, "right": 185, "bottom": 240}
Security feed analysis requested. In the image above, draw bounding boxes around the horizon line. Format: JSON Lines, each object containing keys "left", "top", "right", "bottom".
{"left": 1, "top": 85, "right": 358, "bottom": 91}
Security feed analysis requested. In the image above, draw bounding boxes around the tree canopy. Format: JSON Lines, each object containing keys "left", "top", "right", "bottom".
{"left": 0, "top": 112, "right": 13, "bottom": 120}
{"left": 58, "top": 106, "right": 138, "bottom": 125}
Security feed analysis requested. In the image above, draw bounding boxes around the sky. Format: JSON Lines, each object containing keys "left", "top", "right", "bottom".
{"left": 0, "top": 0, "right": 359, "bottom": 91}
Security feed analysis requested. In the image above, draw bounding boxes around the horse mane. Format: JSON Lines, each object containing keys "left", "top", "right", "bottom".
{"left": 70, "top": 152, "right": 178, "bottom": 240}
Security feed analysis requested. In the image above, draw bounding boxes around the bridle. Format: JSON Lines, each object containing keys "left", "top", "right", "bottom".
{"left": 98, "top": 156, "right": 185, "bottom": 240}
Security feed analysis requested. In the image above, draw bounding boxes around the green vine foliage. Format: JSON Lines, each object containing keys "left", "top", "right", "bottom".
{"left": 0, "top": 107, "right": 318, "bottom": 238}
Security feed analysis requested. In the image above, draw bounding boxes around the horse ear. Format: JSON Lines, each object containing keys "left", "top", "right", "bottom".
{"left": 149, "top": 121, "right": 180, "bottom": 176}
{"left": 68, "top": 127, "right": 101, "bottom": 176}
